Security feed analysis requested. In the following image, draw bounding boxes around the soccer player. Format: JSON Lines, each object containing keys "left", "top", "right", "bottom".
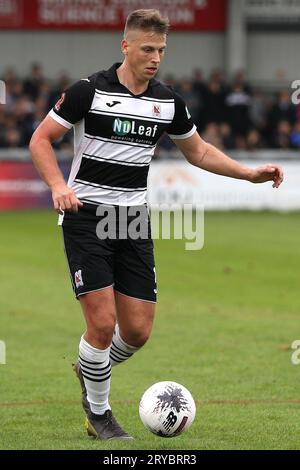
{"left": 29, "top": 9, "right": 284, "bottom": 440}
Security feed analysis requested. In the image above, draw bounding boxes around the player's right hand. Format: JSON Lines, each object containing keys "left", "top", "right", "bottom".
{"left": 51, "top": 182, "right": 83, "bottom": 213}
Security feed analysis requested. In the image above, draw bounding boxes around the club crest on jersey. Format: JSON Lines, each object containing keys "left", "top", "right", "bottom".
{"left": 74, "top": 270, "right": 83, "bottom": 288}
{"left": 152, "top": 104, "right": 161, "bottom": 117}
{"left": 55, "top": 93, "right": 65, "bottom": 111}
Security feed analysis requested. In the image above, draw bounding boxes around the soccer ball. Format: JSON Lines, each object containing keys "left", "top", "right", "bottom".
{"left": 139, "top": 381, "right": 196, "bottom": 437}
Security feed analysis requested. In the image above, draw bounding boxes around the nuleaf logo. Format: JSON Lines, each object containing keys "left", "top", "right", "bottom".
{"left": 113, "top": 118, "right": 158, "bottom": 137}
{"left": 113, "top": 118, "right": 132, "bottom": 136}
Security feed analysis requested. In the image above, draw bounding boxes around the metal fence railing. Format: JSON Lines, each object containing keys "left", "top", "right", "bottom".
{"left": 0, "top": 149, "right": 299, "bottom": 162}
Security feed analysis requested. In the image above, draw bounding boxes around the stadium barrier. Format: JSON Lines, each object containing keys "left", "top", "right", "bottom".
{"left": 0, "top": 150, "right": 299, "bottom": 211}
{"left": 148, "top": 159, "right": 300, "bottom": 211}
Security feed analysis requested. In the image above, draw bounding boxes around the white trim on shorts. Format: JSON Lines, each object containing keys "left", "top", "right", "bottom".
{"left": 77, "top": 284, "right": 115, "bottom": 298}
{"left": 114, "top": 289, "right": 156, "bottom": 304}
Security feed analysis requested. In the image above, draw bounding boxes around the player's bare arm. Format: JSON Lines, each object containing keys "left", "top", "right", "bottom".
{"left": 29, "top": 116, "right": 83, "bottom": 212}
{"left": 174, "top": 131, "right": 284, "bottom": 189}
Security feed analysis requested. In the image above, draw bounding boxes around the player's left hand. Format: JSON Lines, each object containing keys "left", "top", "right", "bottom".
{"left": 249, "top": 164, "right": 284, "bottom": 188}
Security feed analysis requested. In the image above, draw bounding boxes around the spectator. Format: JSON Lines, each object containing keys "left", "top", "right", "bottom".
{"left": 48, "top": 72, "right": 71, "bottom": 109}
{"left": 23, "top": 63, "right": 45, "bottom": 101}
{"left": 191, "top": 68, "right": 207, "bottom": 131}
{"left": 202, "top": 123, "right": 223, "bottom": 149}
{"left": 232, "top": 69, "right": 252, "bottom": 95}
{"left": 271, "top": 120, "right": 292, "bottom": 149}
{"left": 177, "top": 78, "right": 202, "bottom": 129}
{"left": 225, "top": 83, "right": 252, "bottom": 136}
{"left": 204, "top": 78, "right": 226, "bottom": 126}
{"left": 3, "top": 128, "right": 23, "bottom": 147}
{"left": 249, "top": 89, "right": 267, "bottom": 132}
{"left": 268, "top": 90, "right": 296, "bottom": 132}
{"left": 290, "top": 121, "right": 300, "bottom": 149}
{"left": 0, "top": 66, "right": 298, "bottom": 153}
{"left": 246, "top": 129, "right": 265, "bottom": 151}
{"left": 234, "top": 135, "right": 247, "bottom": 150}
{"left": 219, "top": 123, "right": 235, "bottom": 150}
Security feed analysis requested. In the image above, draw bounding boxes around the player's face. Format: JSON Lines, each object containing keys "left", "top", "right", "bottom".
{"left": 123, "top": 30, "right": 167, "bottom": 82}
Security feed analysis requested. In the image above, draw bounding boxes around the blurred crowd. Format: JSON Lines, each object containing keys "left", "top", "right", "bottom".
{"left": 1, "top": 63, "right": 300, "bottom": 154}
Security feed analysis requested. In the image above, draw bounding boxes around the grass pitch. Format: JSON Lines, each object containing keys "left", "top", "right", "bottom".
{"left": 0, "top": 210, "right": 299, "bottom": 450}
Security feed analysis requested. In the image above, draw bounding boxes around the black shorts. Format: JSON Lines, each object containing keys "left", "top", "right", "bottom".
{"left": 61, "top": 203, "right": 157, "bottom": 302}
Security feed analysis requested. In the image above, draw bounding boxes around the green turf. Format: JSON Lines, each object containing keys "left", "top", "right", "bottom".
{"left": 0, "top": 210, "right": 299, "bottom": 450}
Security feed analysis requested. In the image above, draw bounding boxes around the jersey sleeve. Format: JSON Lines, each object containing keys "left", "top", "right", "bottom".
{"left": 48, "top": 79, "right": 94, "bottom": 129}
{"left": 167, "top": 92, "right": 197, "bottom": 139}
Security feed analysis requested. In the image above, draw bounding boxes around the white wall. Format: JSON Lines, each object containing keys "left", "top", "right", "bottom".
{"left": 161, "top": 33, "right": 225, "bottom": 78}
{"left": 0, "top": 31, "right": 225, "bottom": 80}
{"left": 247, "top": 31, "right": 300, "bottom": 84}
{"left": 2, "top": 28, "right": 300, "bottom": 85}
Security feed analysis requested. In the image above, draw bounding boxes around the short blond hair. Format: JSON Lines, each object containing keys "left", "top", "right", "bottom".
{"left": 124, "top": 9, "right": 169, "bottom": 36}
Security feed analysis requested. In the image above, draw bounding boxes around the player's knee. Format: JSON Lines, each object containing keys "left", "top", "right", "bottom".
{"left": 125, "top": 328, "right": 151, "bottom": 348}
{"left": 87, "top": 317, "right": 116, "bottom": 348}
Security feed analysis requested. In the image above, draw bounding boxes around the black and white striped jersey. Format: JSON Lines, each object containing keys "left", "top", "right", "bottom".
{"left": 49, "top": 63, "right": 196, "bottom": 207}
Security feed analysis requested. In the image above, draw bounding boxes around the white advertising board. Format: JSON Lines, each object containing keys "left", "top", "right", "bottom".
{"left": 148, "top": 160, "right": 300, "bottom": 211}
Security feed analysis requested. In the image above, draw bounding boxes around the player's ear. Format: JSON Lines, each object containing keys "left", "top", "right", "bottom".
{"left": 121, "top": 38, "right": 128, "bottom": 56}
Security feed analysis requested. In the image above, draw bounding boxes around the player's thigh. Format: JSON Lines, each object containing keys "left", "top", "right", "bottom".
{"left": 114, "top": 290, "right": 156, "bottom": 347}
{"left": 80, "top": 286, "right": 117, "bottom": 332}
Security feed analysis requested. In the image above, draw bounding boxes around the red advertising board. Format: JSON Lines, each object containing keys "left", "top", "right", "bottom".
{"left": 0, "top": 0, "right": 227, "bottom": 31}
{"left": 0, "top": 0, "right": 23, "bottom": 27}
{"left": 0, "top": 161, "right": 71, "bottom": 210}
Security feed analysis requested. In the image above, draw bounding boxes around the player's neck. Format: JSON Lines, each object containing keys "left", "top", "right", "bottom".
{"left": 117, "top": 63, "right": 149, "bottom": 96}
